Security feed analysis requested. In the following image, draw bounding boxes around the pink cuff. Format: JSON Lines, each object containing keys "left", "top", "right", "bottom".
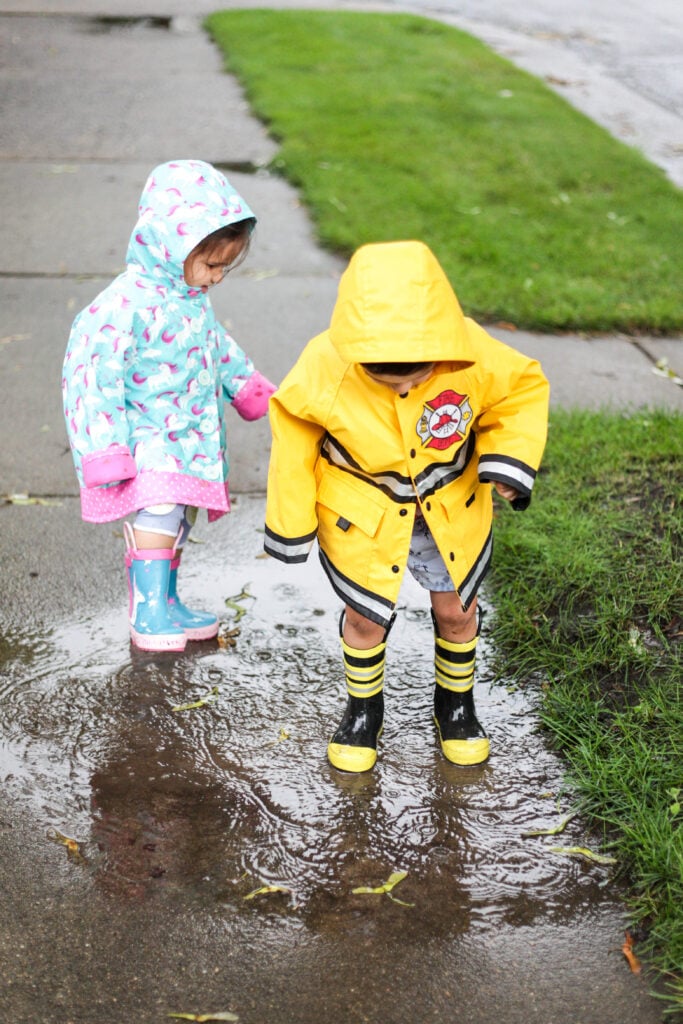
{"left": 232, "top": 371, "right": 277, "bottom": 421}
{"left": 82, "top": 445, "right": 137, "bottom": 487}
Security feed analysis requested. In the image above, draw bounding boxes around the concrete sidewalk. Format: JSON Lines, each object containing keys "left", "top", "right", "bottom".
{"left": 0, "top": 1, "right": 682, "bottom": 504}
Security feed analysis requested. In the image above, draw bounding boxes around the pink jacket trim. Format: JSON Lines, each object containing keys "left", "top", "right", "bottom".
{"left": 80, "top": 470, "right": 231, "bottom": 524}
{"left": 82, "top": 445, "right": 137, "bottom": 488}
{"left": 232, "top": 371, "right": 277, "bottom": 421}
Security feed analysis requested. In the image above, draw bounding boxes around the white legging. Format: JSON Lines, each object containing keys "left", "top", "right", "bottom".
{"left": 133, "top": 504, "right": 197, "bottom": 548}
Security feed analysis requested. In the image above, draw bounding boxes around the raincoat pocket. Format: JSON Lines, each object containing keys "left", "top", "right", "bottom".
{"left": 316, "top": 472, "right": 385, "bottom": 538}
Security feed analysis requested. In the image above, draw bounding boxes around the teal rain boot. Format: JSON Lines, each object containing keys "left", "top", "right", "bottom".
{"left": 327, "top": 624, "right": 386, "bottom": 773}
{"left": 433, "top": 612, "right": 489, "bottom": 766}
{"left": 124, "top": 523, "right": 186, "bottom": 652}
{"left": 168, "top": 551, "right": 219, "bottom": 641}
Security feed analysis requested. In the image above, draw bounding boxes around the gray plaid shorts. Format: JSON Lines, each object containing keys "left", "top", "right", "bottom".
{"left": 406, "top": 511, "right": 455, "bottom": 592}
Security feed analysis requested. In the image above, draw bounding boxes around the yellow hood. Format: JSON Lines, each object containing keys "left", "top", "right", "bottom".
{"left": 329, "top": 241, "right": 468, "bottom": 364}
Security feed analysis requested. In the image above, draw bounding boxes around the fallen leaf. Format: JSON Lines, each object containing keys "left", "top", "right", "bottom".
{"left": 0, "top": 333, "right": 31, "bottom": 346}
{"left": 224, "top": 585, "right": 255, "bottom": 623}
{"left": 521, "top": 813, "right": 576, "bottom": 838}
{"left": 217, "top": 626, "right": 240, "bottom": 649}
{"left": 168, "top": 1013, "right": 239, "bottom": 1022}
{"left": 171, "top": 686, "right": 219, "bottom": 712}
{"left": 47, "top": 828, "right": 85, "bottom": 862}
{"left": 652, "top": 358, "right": 683, "bottom": 387}
{"left": 622, "top": 931, "right": 642, "bottom": 974}
{"left": 549, "top": 845, "right": 617, "bottom": 865}
{"left": 243, "top": 884, "right": 291, "bottom": 900}
{"left": 3, "top": 493, "right": 62, "bottom": 507}
{"left": 353, "top": 870, "right": 414, "bottom": 905}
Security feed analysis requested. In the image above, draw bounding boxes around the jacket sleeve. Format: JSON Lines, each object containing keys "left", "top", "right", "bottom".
{"left": 62, "top": 312, "right": 137, "bottom": 487}
{"left": 471, "top": 326, "right": 550, "bottom": 511}
{"left": 216, "top": 321, "right": 276, "bottom": 421}
{"left": 264, "top": 383, "right": 326, "bottom": 563}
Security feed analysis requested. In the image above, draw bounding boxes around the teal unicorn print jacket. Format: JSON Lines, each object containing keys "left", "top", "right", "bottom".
{"left": 62, "top": 159, "right": 275, "bottom": 523}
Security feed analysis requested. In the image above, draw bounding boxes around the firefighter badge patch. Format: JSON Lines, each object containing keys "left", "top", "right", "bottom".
{"left": 416, "top": 390, "right": 473, "bottom": 450}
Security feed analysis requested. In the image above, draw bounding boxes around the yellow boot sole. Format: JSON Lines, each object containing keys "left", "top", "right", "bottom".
{"left": 327, "top": 725, "right": 383, "bottom": 773}
{"left": 434, "top": 717, "right": 490, "bottom": 766}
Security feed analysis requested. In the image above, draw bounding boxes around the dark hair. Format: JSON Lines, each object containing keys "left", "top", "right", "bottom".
{"left": 193, "top": 218, "right": 256, "bottom": 268}
{"left": 361, "top": 360, "right": 432, "bottom": 376}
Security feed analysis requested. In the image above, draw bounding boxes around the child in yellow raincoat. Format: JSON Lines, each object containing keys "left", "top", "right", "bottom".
{"left": 265, "top": 241, "right": 549, "bottom": 773}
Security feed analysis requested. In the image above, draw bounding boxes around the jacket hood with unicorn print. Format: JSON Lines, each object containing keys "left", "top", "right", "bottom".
{"left": 125, "top": 160, "right": 255, "bottom": 296}
{"left": 62, "top": 159, "right": 275, "bottom": 525}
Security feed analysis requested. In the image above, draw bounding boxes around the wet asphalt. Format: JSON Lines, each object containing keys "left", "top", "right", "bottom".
{"left": 0, "top": 2, "right": 682, "bottom": 1022}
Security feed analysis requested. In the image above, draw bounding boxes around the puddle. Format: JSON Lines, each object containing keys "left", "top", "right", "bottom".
{"left": 0, "top": 519, "right": 612, "bottom": 934}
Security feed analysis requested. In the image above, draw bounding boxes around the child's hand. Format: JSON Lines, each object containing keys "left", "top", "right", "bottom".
{"left": 494, "top": 481, "right": 520, "bottom": 502}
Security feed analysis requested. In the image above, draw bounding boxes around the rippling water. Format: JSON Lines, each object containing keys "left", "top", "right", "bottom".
{"left": 0, "top": 508, "right": 611, "bottom": 936}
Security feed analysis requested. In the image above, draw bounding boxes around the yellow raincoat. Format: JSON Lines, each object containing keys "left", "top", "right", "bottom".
{"left": 265, "top": 242, "right": 549, "bottom": 627}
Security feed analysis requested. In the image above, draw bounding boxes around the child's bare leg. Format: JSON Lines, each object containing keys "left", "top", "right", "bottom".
{"left": 132, "top": 528, "right": 176, "bottom": 549}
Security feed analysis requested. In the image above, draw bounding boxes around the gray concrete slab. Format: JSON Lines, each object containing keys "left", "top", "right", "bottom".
{"left": 0, "top": 12, "right": 277, "bottom": 164}
{"left": 0, "top": 163, "right": 343, "bottom": 276}
{"left": 491, "top": 326, "right": 683, "bottom": 411}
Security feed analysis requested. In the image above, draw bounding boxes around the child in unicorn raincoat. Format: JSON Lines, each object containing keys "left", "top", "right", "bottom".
{"left": 63, "top": 159, "right": 276, "bottom": 652}
{"left": 265, "top": 241, "right": 549, "bottom": 773}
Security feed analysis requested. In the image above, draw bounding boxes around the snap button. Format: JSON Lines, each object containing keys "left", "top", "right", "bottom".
{"left": 426, "top": 501, "right": 431, "bottom": 511}
{"left": 198, "top": 369, "right": 211, "bottom": 386}
{"left": 410, "top": 448, "right": 416, "bottom": 458}
{"left": 449, "top": 552, "right": 455, "bottom": 562}
{"left": 399, "top": 508, "right": 408, "bottom": 516}
{"left": 391, "top": 565, "right": 399, "bottom": 573}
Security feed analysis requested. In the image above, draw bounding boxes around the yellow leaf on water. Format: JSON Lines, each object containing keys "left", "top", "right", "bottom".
{"left": 171, "top": 686, "right": 219, "bottom": 712}
{"left": 353, "top": 870, "right": 412, "bottom": 903}
{"left": 549, "top": 845, "right": 617, "bottom": 865}
{"left": 243, "top": 885, "right": 291, "bottom": 900}
{"left": 224, "top": 585, "right": 255, "bottom": 623}
{"left": 47, "top": 828, "right": 85, "bottom": 862}
{"left": 521, "top": 814, "right": 576, "bottom": 838}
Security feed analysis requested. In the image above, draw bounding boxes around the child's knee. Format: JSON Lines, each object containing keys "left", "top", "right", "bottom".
{"left": 431, "top": 593, "right": 478, "bottom": 637}
{"left": 343, "top": 605, "right": 385, "bottom": 647}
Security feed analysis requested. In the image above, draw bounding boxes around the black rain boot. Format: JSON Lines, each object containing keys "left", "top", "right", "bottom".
{"left": 327, "top": 626, "right": 387, "bottom": 774}
{"left": 433, "top": 612, "right": 489, "bottom": 766}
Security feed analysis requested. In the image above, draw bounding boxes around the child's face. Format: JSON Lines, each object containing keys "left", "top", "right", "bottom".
{"left": 363, "top": 363, "right": 436, "bottom": 394}
{"left": 183, "top": 239, "right": 244, "bottom": 293}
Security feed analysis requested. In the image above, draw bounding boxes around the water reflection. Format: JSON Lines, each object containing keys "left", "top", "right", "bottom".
{"left": 0, "top": 542, "right": 613, "bottom": 937}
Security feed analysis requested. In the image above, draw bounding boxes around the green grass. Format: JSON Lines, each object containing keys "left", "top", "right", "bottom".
{"left": 488, "top": 409, "right": 683, "bottom": 1012}
{"left": 206, "top": 9, "right": 683, "bottom": 333}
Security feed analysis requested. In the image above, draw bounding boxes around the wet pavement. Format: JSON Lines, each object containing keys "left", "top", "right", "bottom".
{"left": 0, "top": 1, "right": 681, "bottom": 1022}
{"left": 0, "top": 498, "right": 667, "bottom": 1023}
